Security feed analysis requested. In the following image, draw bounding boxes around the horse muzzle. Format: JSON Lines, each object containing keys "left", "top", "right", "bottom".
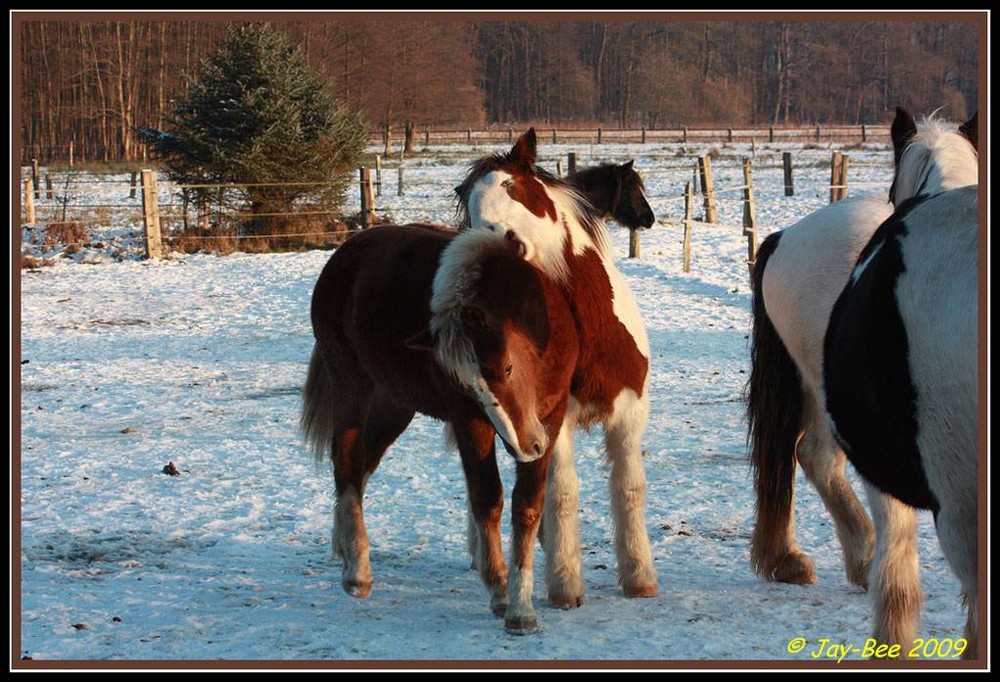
{"left": 499, "top": 430, "right": 548, "bottom": 464}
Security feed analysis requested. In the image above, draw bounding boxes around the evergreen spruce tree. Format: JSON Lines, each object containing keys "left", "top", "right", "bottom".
{"left": 139, "top": 23, "right": 368, "bottom": 236}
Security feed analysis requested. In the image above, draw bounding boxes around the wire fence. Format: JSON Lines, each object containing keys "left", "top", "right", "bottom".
{"left": 18, "top": 142, "right": 892, "bottom": 264}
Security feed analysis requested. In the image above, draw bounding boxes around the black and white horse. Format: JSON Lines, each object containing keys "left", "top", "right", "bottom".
{"left": 824, "top": 182, "right": 979, "bottom": 659}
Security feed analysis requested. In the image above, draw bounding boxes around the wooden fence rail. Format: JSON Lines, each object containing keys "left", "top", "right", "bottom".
{"left": 370, "top": 124, "right": 891, "bottom": 151}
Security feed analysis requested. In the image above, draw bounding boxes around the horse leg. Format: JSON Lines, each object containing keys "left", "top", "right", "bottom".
{"left": 604, "top": 393, "right": 658, "bottom": 597}
{"left": 864, "top": 481, "right": 922, "bottom": 651}
{"left": 452, "top": 417, "right": 508, "bottom": 617}
{"left": 796, "top": 402, "right": 874, "bottom": 588}
{"left": 933, "top": 500, "right": 979, "bottom": 659}
{"left": 542, "top": 416, "right": 585, "bottom": 608}
{"left": 330, "top": 390, "right": 375, "bottom": 598}
{"left": 749, "top": 409, "right": 814, "bottom": 585}
{"left": 505, "top": 456, "right": 550, "bottom": 634}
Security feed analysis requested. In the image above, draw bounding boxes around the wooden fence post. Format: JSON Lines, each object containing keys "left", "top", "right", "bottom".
{"left": 698, "top": 155, "right": 718, "bottom": 224}
{"left": 69, "top": 140, "right": 74, "bottom": 167}
{"left": 742, "top": 158, "right": 758, "bottom": 271}
{"left": 552, "top": 129, "right": 558, "bottom": 144}
{"left": 360, "top": 167, "right": 376, "bottom": 227}
{"left": 556, "top": 159, "right": 563, "bottom": 177}
{"left": 840, "top": 155, "right": 849, "bottom": 200}
{"left": 130, "top": 171, "right": 138, "bottom": 199}
{"left": 830, "top": 151, "right": 849, "bottom": 203}
{"left": 140, "top": 169, "right": 162, "bottom": 259}
{"left": 628, "top": 228, "right": 640, "bottom": 259}
{"left": 861, "top": 124, "right": 867, "bottom": 143}
{"left": 769, "top": 126, "right": 774, "bottom": 143}
{"left": 683, "top": 126, "right": 688, "bottom": 143}
{"left": 24, "top": 180, "right": 36, "bottom": 225}
{"left": 683, "top": 181, "right": 693, "bottom": 273}
{"left": 45, "top": 174, "right": 54, "bottom": 201}
{"left": 425, "top": 128, "right": 430, "bottom": 147}
{"left": 375, "top": 155, "right": 382, "bottom": 197}
{"left": 783, "top": 152, "right": 794, "bottom": 197}
{"left": 641, "top": 125, "right": 646, "bottom": 144}
{"left": 32, "top": 159, "right": 40, "bottom": 199}
{"left": 467, "top": 129, "right": 472, "bottom": 144}
{"left": 567, "top": 152, "right": 577, "bottom": 175}
{"left": 728, "top": 128, "right": 734, "bottom": 143}
{"left": 508, "top": 126, "right": 513, "bottom": 144}
{"left": 597, "top": 127, "right": 602, "bottom": 144}
{"left": 397, "top": 150, "right": 405, "bottom": 196}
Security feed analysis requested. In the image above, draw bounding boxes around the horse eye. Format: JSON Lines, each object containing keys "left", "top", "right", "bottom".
{"left": 504, "top": 362, "right": 513, "bottom": 378}
{"left": 501, "top": 178, "right": 513, "bottom": 188}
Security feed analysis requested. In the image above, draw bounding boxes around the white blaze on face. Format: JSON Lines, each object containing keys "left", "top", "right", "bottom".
{"left": 455, "top": 363, "right": 540, "bottom": 463}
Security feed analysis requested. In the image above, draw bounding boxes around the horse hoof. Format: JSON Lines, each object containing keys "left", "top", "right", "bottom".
{"left": 491, "top": 600, "right": 509, "bottom": 618}
{"left": 505, "top": 616, "right": 540, "bottom": 635}
{"left": 623, "top": 583, "right": 658, "bottom": 598}
{"left": 773, "top": 554, "right": 818, "bottom": 585}
{"left": 847, "top": 562, "right": 871, "bottom": 591}
{"left": 343, "top": 580, "right": 372, "bottom": 598}
{"left": 549, "top": 593, "right": 584, "bottom": 610}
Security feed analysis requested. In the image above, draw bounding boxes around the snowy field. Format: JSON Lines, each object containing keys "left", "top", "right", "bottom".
{"left": 15, "top": 138, "right": 982, "bottom": 670}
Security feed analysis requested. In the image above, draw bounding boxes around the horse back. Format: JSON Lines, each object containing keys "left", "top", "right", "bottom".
{"left": 310, "top": 224, "right": 458, "bottom": 418}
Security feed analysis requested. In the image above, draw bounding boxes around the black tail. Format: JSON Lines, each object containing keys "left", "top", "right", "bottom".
{"left": 746, "top": 231, "right": 805, "bottom": 579}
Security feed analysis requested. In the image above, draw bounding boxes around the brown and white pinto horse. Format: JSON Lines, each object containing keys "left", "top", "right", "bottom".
{"left": 301, "top": 224, "right": 578, "bottom": 634}
{"left": 455, "top": 129, "right": 659, "bottom": 611}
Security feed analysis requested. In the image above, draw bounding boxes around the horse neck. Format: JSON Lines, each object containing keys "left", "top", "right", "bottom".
{"left": 895, "top": 132, "right": 978, "bottom": 204}
{"left": 545, "top": 183, "right": 613, "bottom": 273}
{"left": 571, "top": 169, "right": 617, "bottom": 218}
{"left": 429, "top": 230, "right": 500, "bottom": 381}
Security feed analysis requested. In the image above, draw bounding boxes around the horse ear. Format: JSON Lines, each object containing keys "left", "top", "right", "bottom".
{"left": 404, "top": 328, "right": 436, "bottom": 352}
{"left": 623, "top": 159, "right": 634, "bottom": 170}
{"left": 958, "top": 112, "right": 978, "bottom": 151}
{"left": 891, "top": 107, "right": 917, "bottom": 165}
{"left": 511, "top": 128, "right": 538, "bottom": 165}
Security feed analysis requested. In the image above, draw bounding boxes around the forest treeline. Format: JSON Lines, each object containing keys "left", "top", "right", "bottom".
{"left": 17, "top": 15, "right": 980, "bottom": 163}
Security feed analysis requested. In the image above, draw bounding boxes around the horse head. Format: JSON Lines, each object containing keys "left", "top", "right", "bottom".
{"left": 455, "top": 129, "right": 609, "bottom": 285}
{"left": 611, "top": 160, "right": 655, "bottom": 230}
{"left": 421, "top": 229, "right": 576, "bottom": 463}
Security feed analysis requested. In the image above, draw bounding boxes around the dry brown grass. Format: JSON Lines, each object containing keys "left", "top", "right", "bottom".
{"left": 164, "top": 214, "right": 359, "bottom": 255}
{"left": 42, "top": 221, "right": 90, "bottom": 249}
{"left": 21, "top": 252, "right": 56, "bottom": 269}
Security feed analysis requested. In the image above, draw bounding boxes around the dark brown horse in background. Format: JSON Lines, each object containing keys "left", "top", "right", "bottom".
{"left": 301, "top": 224, "right": 578, "bottom": 634}
{"left": 567, "top": 160, "right": 655, "bottom": 231}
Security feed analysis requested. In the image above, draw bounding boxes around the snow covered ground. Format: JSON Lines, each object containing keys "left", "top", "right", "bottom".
{"left": 15, "top": 139, "right": 980, "bottom": 670}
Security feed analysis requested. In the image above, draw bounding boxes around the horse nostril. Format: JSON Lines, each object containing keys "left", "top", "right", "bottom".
{"left": 533, "top": 441, "right": 544, "bottom": 456}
